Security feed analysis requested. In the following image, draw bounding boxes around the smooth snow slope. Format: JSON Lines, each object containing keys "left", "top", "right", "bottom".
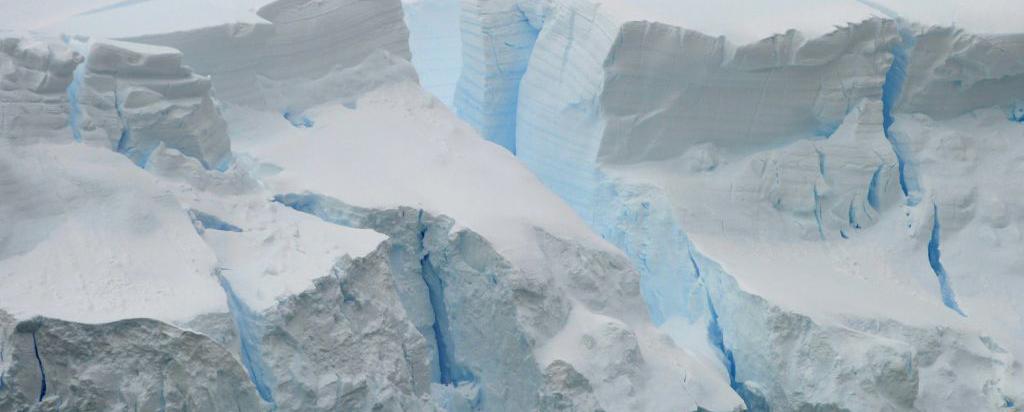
{"left": 0, "top": 142, "right": 226, "bottom": 323}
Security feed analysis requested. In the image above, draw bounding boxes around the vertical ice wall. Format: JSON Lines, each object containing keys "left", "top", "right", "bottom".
{"left": 454, "top": 0, "right": 1024, "bottom": 409}
{"left": 403, "top": 0, "right": 463, "bottom": 106}
{"left": 454, "top": 0, "right": 541, "bottom": 152}
{"left": 461, "top": 0, "right": 899, "bottom": 321}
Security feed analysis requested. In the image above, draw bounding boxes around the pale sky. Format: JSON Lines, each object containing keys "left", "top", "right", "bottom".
{"left": 0, "top": 0, "right": 1021, "bottom": 43}
{"left": 599, "top": 0, "right": 1023, "bottom": 43}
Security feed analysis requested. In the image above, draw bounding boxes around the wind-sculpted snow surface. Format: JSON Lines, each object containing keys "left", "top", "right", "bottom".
{"left": 125, "top": 0, "right": 412, "bottom": 111}
{"left": 0, "top": 142, "right": 227, "bottom": 324}
{"left": 897, "top": 29, "right": 1024, "bottom": 121}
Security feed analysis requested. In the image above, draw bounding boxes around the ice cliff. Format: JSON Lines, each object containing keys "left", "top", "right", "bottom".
{"left": 69, "top": 38, "right": 231, "bottom": 169}
{"left": 450, "top": 0, "right": 1024, "bottom": 410}
{"left": 0, "top": 1, "right": 741, "bottom": 409}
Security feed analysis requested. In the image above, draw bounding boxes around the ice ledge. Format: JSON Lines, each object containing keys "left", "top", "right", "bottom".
{"left": 71, "top": 37, "right": 232, "bottom": 170}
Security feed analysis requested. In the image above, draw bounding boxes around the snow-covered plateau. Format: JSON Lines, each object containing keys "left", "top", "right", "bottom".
{"left": 0, "top": 0, "right": 1021, "bottom": 410}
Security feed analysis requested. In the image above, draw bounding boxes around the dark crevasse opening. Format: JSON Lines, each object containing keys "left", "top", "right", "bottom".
{"left": 113, "top": 87, "right": 131, "bottom": 154}
{"left": 421, "top": 252, "right": 458, "bottom": 384}
{"left": 690, "top": 251, "right": 769, "bottom": 411}
{"left": 31, "top": 332, "right": 45, "bottom": 402}
{"left": 813, "top": 186, "right": 826, "bottom": 240}
{"left": 65, "top": 51, "right": 87, "bottom": 143}
{"left": 217, "top": 274, "right": 276, "bottom": 404}
{"left": 927, "top": 205, "right": 967, "bottom": 317}
{"left": 880, "top": 22, "right": 921, "bottom": 204}
{"left": 867, "top": 165, "right": 884, "bottom": 210}
{"left": 188, "top": 209, "right": 243, "bottom": 233}
{"left": 282, "top": 112, "right": 314, "bottom": 128}
{"left": 416, "top": 210, "right": 474, "bottom": 386}
{"left": 272, "top": 193, "right": 364, "bottom": 228}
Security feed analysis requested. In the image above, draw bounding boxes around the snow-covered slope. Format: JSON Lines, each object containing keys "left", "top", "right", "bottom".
{"left": 1, "top": 3, "right": 741, "bottom": 410}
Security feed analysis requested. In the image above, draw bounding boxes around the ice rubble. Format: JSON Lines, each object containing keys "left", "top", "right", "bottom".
{"left": 454, "top": 0, "right": 1024, "bottom": 409}
{"left": 70, "top": 38, "right": 231, "bottom": 169}
{"left": 0, "top": 36, "right": 80, "bottom": 144}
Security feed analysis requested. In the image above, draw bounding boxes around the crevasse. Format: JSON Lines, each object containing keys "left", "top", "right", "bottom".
{"left": 217, "top": 274, "right": 276, "bottom": 404}
{"left": 927, "top": 205, "right": 967, "bottom": 316}
{"left": 416, "top": 210, "right": 473, "bottom": 386}
{"left": 877, "top": 12, "right": 921, "bottom": 205}
{"left": 66, "top": 55, "right": 86, "bottom": 143}
{"left": 31, "top": 332, "right": 45, "bottom": 403}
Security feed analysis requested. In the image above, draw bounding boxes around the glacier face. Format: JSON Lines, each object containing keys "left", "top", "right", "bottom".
{"left": 1, "top": 3, "right": 741, "bottom": 407}
{"left": 453, "top": 0, "right": 1024, "bottom": 410}
{"left": 2, "top": 0, "right": 1024, "bottom": 411}
{"left": 403, "top": 0, "right": 463, "bottom": 106}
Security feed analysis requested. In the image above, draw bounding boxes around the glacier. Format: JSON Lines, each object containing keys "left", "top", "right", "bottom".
{"left": 1, "top": 0, "right": 1023, "bottom": 411}
{"left": 451, "top": 0, "right": 1024, "bottom": 410}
